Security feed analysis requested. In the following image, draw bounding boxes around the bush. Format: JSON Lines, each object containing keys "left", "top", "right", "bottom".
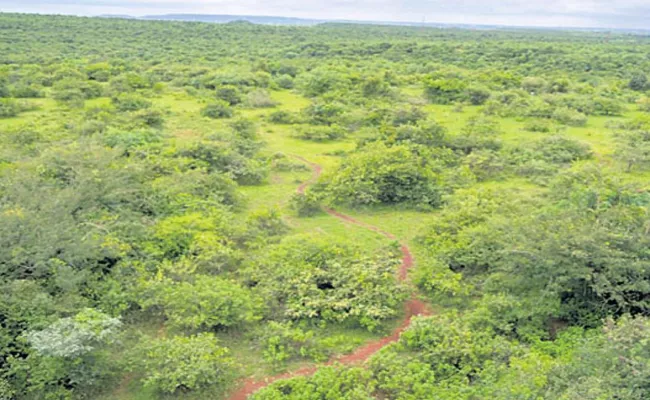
{"left": 150, "top": 275, "right": 260, "bottom": 330}
{"left": 534, "top": 136, "right": 592, "bottom": 163}
{"left": 133, "top": 333, "right": 233, "bottom": 394}
{"left": 424, "top": 77, "right": 467, "bottom": 104}
{"left": 292, "top": 124, "right": 346, "bottom": 141}
{"left": 391, "top": 106, "right": 426, "bottom": 126}
{"left": 268, "top": 110, "right": 297, "bottom": 124}
{"left": 629, "top": 72, "right": 648, "bottom": 91}
{"left": 275, "top": 74, "right": 294, "bottom": 89}
{"left": 552, "top": 107, "right": 588, "bottom": 127}
{"left": 0, "top": 99, "right": 19, "bottom": 118}
{"left": 637, "top": 96, "right": 650, "bottom": 112}
{"left": 111, "top": 93, "right": 152, "bottom": 112}
{"left": 466, "top": 85, "right": 492, "bottom": 105}
{"left": 11, "top": 83, "right": 43, "bottom": 98}
{"left": 251, "top": 367, "right": 374, "bottom": 399}
{"left": 289, "top": 192, "right": 322, "bottom": 217}
{"left": 201, "top": 100, "right": 233, "bottom": 119}
{"left": 523, "top": 119, "right": 553, "bottom": 133}
{"left": 252, "top": 236, "right": 407, "bottom": 330}
{"left": 323, "top": 142, "right": 442, "bottom": 207}
{"left": 216, "top": 85, "right": 242, "bottom": 105}
{"left": 246, "top": 89, "right": 277, "bottom": 108}
{"left": 26, "top": 308, "right": 122, "bottom": 359}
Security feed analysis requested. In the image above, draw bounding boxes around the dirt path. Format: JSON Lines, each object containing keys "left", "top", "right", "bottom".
{"left": 227, "top": 156, "right": 431, "bottom": 400}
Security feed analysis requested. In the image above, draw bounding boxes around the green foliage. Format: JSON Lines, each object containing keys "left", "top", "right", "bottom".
{"left": 216, "top": 85, "right": 242, "bottom": 105}
{"left": 292, "top": 124, "right": 347, "bottom": 141}
{"left": 467, "top": 85, "right": 492, "bottom": 105}
{"left": 111, "top": 93, "right": 152, "bottom": 112}
{"left": 629, "top": 72, "right": 648, "bottom": 91}
{"left": 26, "top": 308, "right": 121, "bottom": 358}
{"left": 552, "top": 107, "right": 588, "bottom": 126}
{"left": 246, "top": 89, "right": 277, "bottom": 108}
{"left": 201, "top": 100, "right": 233, "bottom": 119}
{"left": 614, "top": 129, "right": 650, "bottom": 172}
{"left": 424, "top": 77, "right": 468, "bottom": 104}
{"left": 3, "top": 13, "right": 650, "bottom": 399}
{"left": 0, "top": 99, "right": 19, "bottom": 118}
{"left": 289, "top": 192, "right": 322, "bottom": 217}
{"left": 268, "top": 110, "right": 298, "bottom": 124}
{"left": 146, "top": 275, "right": 260, "bottom": 330}
{"left": 251, "top": 366, "right": 374, "bottom": 400}
{"left": 322, "top": 143, "right": 443, "bottom": 207}
{"left": 250, "top": 236, "right": 407, "bottom": 330}
{"left": 132, "top": 333, "right": 233, "bottom": 393}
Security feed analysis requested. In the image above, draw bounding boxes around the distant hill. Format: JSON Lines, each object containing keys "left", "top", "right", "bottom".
{"left": 95, "top": 13, "right": 650, "bottom": 34}
{"left": 98, "top": 14, "right": 136, "bottom": 19}
{"left": 139, "top": 14, "right": 325, "bottom": 25}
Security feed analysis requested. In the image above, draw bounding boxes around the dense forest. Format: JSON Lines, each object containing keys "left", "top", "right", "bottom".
{"left": 1, "top": 12, "right": 650, "bottom": 400}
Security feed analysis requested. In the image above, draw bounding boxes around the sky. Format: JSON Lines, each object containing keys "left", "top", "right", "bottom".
{"left": 0, "top": 0, "right": 649, "bottom": 29}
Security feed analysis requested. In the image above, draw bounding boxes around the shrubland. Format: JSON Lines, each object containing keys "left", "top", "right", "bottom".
{"left": 0, "top": 12, "right": 650, "bottom": 400}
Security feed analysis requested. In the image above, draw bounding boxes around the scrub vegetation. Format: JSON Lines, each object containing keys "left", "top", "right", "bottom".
{"left": 1, "top": 12, "right": 650, "bottom": 400}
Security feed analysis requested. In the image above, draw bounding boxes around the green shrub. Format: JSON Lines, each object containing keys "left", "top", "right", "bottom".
{"left": 216, "top": 85, "right": 242, "bottom": 105}
{"left": 523, "top": 119, "right": 553, "bottom": 133}
{"left": 323, "top": 142, "right": 442, "bottom": 207}
{"left": 275, "top": 74, "right": 294, "bottom": 89}
{"left": 268, "top": 110, "right": 297, "bottom": 124}
{"left": 552, "top": 107, "right": 588, "bottom": 127}
{"left": 292, "top": 124, "right": 346, "bottom": 141}
{"left": 246, "top": 89, "right": 277, "bottom": 108}
{"left": 424, "top": 77, "right": 467, "bottom": 104}
{"left": 253, "top": 236, "right": 407, "bottom": 330}
{"left": 132, "top": 333, "right": 233, "bottom": 394}
{"left": 149, "top": 275, "right": 260, "bottom": 330}
{"left": 466, "top": 85, "right": 492, "bottom": 105}
{"left": 0, "top": 99, "right": 19, "bottom": 118}
{"left": 289, "top": 192, "right": 322, "bottom": 217}
{"left": 201, "top": 100, "right": 233, "bottom": 119}
{"left": 111, "top": 93, "right": 152, "bottom": 112}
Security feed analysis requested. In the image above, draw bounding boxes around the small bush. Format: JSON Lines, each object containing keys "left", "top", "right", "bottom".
{"left": 0, "top": 99, "right": 19, "bottom": 118}
{"left": 216, "top": 85, "right": 242, "bottom": 105}
{"left": 246, "top": 89, "right": 277, "bottom": 108}
{"left": 289, "top": 192, "right": 322, "bottom": 217}
{"left": 112, "top": 93, "right": 152, "bottom": 112}
{"left": 132, "top": 333, "right": 233, "bottom": 394}
{"left": 523, "top": 119, "right": 553, "bottom": 133}
{"left": 275, "top": 74, "right": 294, "bottom": 89}
{"left": 268, "top": 110, "right": 297, "bottom": 124}
{"left": 201, "top": 100, "right": 233, "bottom": 119}
{"left": 552, "top": 107, "right": 588, "bottom": 127}
{"left": 292, "top": 124, "right": 346, "bottom": 141}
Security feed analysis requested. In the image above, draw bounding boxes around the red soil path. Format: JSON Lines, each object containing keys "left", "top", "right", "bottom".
{"left": 227, "top": 156, "right": 431, "bottom": 400}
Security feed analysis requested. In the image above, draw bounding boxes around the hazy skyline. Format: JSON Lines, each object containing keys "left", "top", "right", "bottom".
{"left": 0, "top": 0, "right": 648, "bottom": 29}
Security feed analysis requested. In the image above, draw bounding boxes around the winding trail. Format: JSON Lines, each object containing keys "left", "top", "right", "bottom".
{"left": 227, "top": 155, "right": 431, "bottom": 400}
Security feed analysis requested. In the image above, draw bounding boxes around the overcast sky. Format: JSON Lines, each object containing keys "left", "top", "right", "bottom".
{"left": 1, "top": 0, "right": 649, "bottom": 29}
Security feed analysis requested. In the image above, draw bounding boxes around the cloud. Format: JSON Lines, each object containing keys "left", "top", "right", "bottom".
{"left": 1, "top": 0, "right": 648, "bottom": 29}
